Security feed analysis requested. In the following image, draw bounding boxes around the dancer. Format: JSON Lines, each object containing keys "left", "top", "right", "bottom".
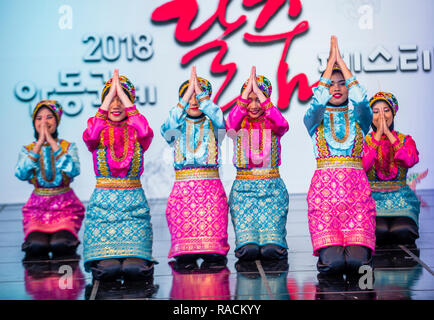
{"left": 161, "top": 66, "right": 229, "bottom": 269}
{"left": 15, "top": 100, "right": 84, "bottom": 258}
{"left": 304, "top": 36, "right": 376, "bottom": 276}
{"left": 82, "top": 69, "right": 155, "bottom": 281}
{"left": 363, "top": 91, "right": 420, "bottom": 246}
{"left": 227, "top": 66, "right": 290, "bottom": 261}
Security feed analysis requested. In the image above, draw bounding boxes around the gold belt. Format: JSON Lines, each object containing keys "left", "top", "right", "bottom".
{"left": 316, "top": 157, "right": 363, "bottom": 169}
{"left": 175, "top": 168, "right": 220, "bottom": 181}
{"left": 33, "top": 187, "right": 71, "bottom": 196}
{"left": 236, "top": 168, "right": 280, "bottom": 180}
{"left": 96, "top": 178, "right": 142, "bottom": 189}
{"left": 370, "top": 180, "right": 406, "bottom": 191}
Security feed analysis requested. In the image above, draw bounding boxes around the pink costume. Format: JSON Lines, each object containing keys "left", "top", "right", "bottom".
{"left": 363, "top": 131, "right": 420, "bottom": 224}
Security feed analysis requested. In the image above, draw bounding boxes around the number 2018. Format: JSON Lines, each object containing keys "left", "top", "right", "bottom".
{"left": 82, "top": 33, "right": 153, "bottom": 62}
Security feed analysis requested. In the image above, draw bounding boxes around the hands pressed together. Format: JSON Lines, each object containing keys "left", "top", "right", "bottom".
{"left": 100, "top": 69, "right": 134, "bottom": 111}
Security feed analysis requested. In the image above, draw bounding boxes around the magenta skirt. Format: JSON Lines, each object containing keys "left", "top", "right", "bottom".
{"left": 307, "top": 168, "right": 376, "bottom": 256}
{"left": 22, "top": 188, "right": 85, "bottom": 239}
{"left": 166, "top": 178, "right": 230, "bottom": 258}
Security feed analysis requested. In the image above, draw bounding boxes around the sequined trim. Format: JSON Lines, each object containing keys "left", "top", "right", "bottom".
{"left": 207, "top": 121, "right": 217, "bottom": 165}
{"left": 96, "top": 178, "right": 142, "bottom": 189}
{"left": 198, "top": 95, "right": 210, "bottom": 103}
{"left": 96, "top": 134, "right": 110, "bottom": 177}
{"left": 326, "top": 106, "right": 349, "bottom": 112}
{"left": 175, "top": 168, "right": 219, "bottom": 181}
{"left": 177, "top": 102, "right": 184, "bottom": 109}
{"left": 237, "top": 99, "right": 248, "bottom": 109}
{"left": 370, "top": 180, "right": 406, "bottom": 191}
{"left": 316, "top": 157, "right": 363, "bottom": 169}
{"left": 126, "top": 109, "right": 140, "bottom": 117}
{"left": 186, "top": 117, "right": 205, "bottom": 154}
{"left": 329, "top": 112, "right": 349, "bottom": 143}
{"left": 346, "top": 80, "right": 359, "bottom": 89}
{"left": 318, "top": 81, "right": 331, "bottom": 88}
{"left": 96, "top": 111, "right": 108, "bottom": 120}
{"left": 33, "top": 187, "right": 71, "bottom": 196}
{"left": 109, "top": 126, "right": 129, "bottom": 162}
{"left": 316, "top": 124, "right": 331, "bottom": 158}
{"left": 236, "top": 168, "right": 280, "bottom": 180}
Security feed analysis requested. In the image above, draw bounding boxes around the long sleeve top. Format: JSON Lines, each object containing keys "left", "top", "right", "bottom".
{"left": 82, "top": 105, "right": 153, "bottom": 178}
{"left": 160, "top": 91, "right": 226, "bottom": 169}
{"left": 303, "top": 76, "right": 372, "bottom": 160}
{"left": 15, "top": 139, "right": 80, "bottom": 188}
{"left": 363, "top": 131, "right": 419, "bottom": 183}
{"left": 226, "top": 96, "right": 289, "bottom": 169}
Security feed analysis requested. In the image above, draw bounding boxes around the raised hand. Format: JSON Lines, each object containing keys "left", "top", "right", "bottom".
{"left": 100, "top": 69, "right": 118, "bottom": 111}
{"left": 334, "top": 37, "right": 352, "bottom": 79}
{"left": 374, "top": 109, "right": 384, "bottom": 141}
{"left": 323, "top": 36, "right": 338, "bottom": 79}
{"left": 193, "top": 67, "right": 203, "bottom": 95}
{"left": 251, "top": 66, "right": 267, "bottom": 103}
{"left": 241, "top": 67, "right": 255, "bottom": 100}
{"left": 182, "top": 66, "right": 196, "bottom": 103}
{"left": 114, "top": 69, "right": 133, "bottom": 108}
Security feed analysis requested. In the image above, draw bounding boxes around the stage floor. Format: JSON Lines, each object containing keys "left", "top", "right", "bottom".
{"left": 1, "top": 190, "right": 433, "bottom": 300}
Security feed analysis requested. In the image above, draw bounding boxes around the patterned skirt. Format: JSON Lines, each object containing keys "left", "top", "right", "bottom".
{"left": 307, "top": 168, "right": 376, "bottom": 256}
{"left": 229, "top": 177, "right": 289, "bottom": 250}
{"left": 22, "top": 188, "right": 84, "bottom": 239}
{"left": 166, "top": 178, "right": 229, "bottom": 258}
{"left": 83, "top": 188, "right": 155, "bottom": 271}
{"left": 372, "top": 185, "right": 420, "bottom": 226}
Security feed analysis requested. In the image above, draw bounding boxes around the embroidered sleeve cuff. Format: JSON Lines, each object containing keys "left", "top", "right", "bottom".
{"left": 96, "top": 108, "right": 108, "bottom": 120}
{"left": 126, "top": 105, "right": 140, "bottom": 117}
{"left": 178, "top": 97, "right": 188, "bottom": 109}
{"left": 27, "top": 150, "right": 40, "bottom": 162}
{"left": 392, "top": 139, "right": 403, "bottom": 152}
{"left": 237, "top": 96, "right": 249, "bottom": 109}
{"left": 345, "top": 76, "right": 359, "bottom": 89}
{"left": 318, "top": 77, "right": 331, "bottom": 88}
{"left": 260, "top": 98, "right": 273, "bottom": 110}
{"left": 371, "top": 136, "right": 381, "bottom": 146}
{"left": 196, "top": 91, "right": 210, "bottom": 103}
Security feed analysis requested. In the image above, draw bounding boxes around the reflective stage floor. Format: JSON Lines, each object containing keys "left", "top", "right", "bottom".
{"left": 0, "top": 190, "right": 433, "bottom": 300}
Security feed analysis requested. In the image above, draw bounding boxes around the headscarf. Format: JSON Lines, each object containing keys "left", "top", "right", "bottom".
{"left": 32, "top": 100, "right": 63, "bottom": 124}
{"left": 369, "top": 91, "right": 399, "bottom": 117}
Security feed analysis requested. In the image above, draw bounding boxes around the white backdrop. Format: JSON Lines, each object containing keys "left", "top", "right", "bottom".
{"left": 1, "top": 0, "right": 433, "bottom": 204}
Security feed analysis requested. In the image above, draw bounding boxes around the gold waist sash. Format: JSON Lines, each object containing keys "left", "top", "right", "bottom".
{"left": 316, "top": 157, "right": 363, "bottom": 169}
{"left": 370, "top": 180, "right": 406, "bottom": 192}
{"left": 33, "top": 187, "right": 71, "bottom": 196}
{"left": 96, "top": 178, "right": 142, "bottom": 189}
{"left": 236, "top": 168, "right": 280, "bottom": 180}
{"left": 175, "top": 168, "right": 220, "bottom": 181}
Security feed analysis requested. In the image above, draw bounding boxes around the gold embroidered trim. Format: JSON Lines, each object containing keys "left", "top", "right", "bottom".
{"left": 96, "top": 178, "right": 142, "bottom": 189}
{"left": 370, "top": 180, "right": 406, "bottom": 192}
{"left": 318, "top": 81, "right": 331, "bottom": 88}
{"left": 198, "top": 95, "right": 210, "bottom": 103}
{"left": 346, "top": 80, "right": 359, "bottom": 89}
{"left": 316, "top": 157, "right": 363, "bottom": 169}
{"left": 34, "top": 187, "right": 71, "bottom": 196}
{"left": 127, "top": 109, "right": 140, "bottom": 117}
{"left": 175, "top": 168, "right": 219, "bottom": 181}
{"left": 329, "top": 112, "right": 349, "bottom": 143}
{"left": 326, "top": 106, "right": 349, "bottom": 112}
{"left": 96, "top": 111, "right": 108, "bottom": 120}
{"left": 186, "top": 117, "right": 205, "bottom": 154}
{"left": 236, "top": 168, "right": 280, "bottom": 180}
{"left": 109, "top": 126, "right": 129, "bottom": 162}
